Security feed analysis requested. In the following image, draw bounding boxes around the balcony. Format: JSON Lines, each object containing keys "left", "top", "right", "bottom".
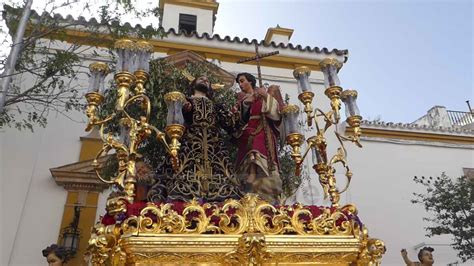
{"left": 447, "top": 110, "right": 474, "bottom": 126}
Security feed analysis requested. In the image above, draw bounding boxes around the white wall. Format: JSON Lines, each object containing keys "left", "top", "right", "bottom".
{"left": 344, "top": 137, "right": 473, "bottom": 265}
{"left": 1, "top": 111, "right": 85, "bottom": 265}
{"left": 269, "top": 34, "right": 290, "bottom": 45}
{"left": 162, "top": 4, "right": 214, "bottom": 34}
{"left": 1, "top": 39, "right": 105, "bottom": 265}
{"left": 412, "top": 105, "right": 452, "bottom": 127}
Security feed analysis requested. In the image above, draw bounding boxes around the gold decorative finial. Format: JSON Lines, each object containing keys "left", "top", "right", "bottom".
{"left": 319, "top": 58, "right": 343, "bottom": 70}
{"left": 181, "top": 69, "right": 195, "bottom": 82}
{"left": 136, "top": 40, "right": 154, "bottom": 52}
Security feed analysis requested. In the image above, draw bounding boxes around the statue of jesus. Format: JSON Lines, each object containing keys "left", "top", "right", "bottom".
{"left": 148, "top": 76, "right": 242, "bottom": 202}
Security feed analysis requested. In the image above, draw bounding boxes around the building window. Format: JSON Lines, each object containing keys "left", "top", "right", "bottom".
{"left": 179, "top": 14, "right": 197, "bottom": 34}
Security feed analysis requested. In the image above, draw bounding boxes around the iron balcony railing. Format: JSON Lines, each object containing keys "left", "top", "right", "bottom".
{"left": 447, "top": 110, "right": 474, "bottom": 126}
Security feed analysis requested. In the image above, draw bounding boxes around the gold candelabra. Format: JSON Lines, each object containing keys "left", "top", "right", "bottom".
{"left": 285, "top": 59, "right": 362, "bottom": 208}
{"left": 84, "top": 39, "right": 185, "bottom": 203}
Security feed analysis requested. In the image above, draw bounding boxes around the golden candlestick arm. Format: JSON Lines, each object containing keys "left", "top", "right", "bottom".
{"left": 320, "top": 58, "right": 344, "bottom": 123}
{"left": 298, "top": 91, "right": 315, "bottom": 126}
{"left": 292, "top": 61, "right": 362, "bottom": 209}
{"left": 282, "top": 104, "right": 305, "bottom": 175}
{"left": 341, "top": 89, "right": 363, "bottom": 147}
{"left": 165, "top": 124, "right": 185, "bottom": 170}
{"left": 85, "top": 92, "right": 104, "bottom": 131}
{"left": 163, "top": 91, "right": 187, "bottom": 171}
{"left": 133, "top": 70, "right": 149, "bottom": 95}
{"left": 286, "top": 132, "right": 304, "bottom": 175}
{"left": 293, "top": 66, "right": 315, "bottom": 126}
{"left": 324, "top": 85, "right": 343, "bottom": 122}
{"left": 134, "top": 40, "right": 154, "bottom": 95}
{"left": 85, "top": 62, "right": 110, "bottom": 131}
{"left": 114, "top": 72, "right": 135, "bottom": 111}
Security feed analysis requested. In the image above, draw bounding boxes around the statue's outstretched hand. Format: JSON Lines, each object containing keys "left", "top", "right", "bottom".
{"left": 401, "top": 249, "right": 415, "bottom": 266}
{"left": 401, "top": 249, "right": 408, "bottom": 257}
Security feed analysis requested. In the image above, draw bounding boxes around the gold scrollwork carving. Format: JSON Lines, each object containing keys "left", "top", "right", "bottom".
{"left": 87, "top": 222, "right": 120, "bottom": 265}
{"left": 106, "top": 193, "right": 128, "bottom": 219}
{"left": 225, "top": 232, "right": 272, "bottom": 265}
{"left": 87, "top": 194, "right": 377, "bottom": 265}
{"left": 119, "top": 194, "right": 356, "bottom": 236}
{"left": 275, "top": 253, "right": 358, "bottom": 264}
{"left": 355, "top": 225, "right": 386, "bottom": 265}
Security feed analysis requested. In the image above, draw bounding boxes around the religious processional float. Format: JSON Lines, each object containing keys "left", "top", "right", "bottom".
{"left": 84, "top": 39, "right": 386, "bottom": 265}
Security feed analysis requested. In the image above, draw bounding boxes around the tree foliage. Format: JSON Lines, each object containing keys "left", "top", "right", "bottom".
{"left": 412, "top": 173, "right": 474, "bottom": 262}
{"left": 279, "top": 146, "right": 301, "bottom": 198}
{"left": 0, "top": 0, "right": 161, "bottom": 131}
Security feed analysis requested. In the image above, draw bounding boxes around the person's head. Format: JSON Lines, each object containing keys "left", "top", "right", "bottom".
{"left": 417, "top": 246, "right": 434, "bottom": 265}
{"left": 236, "top": 72, "right": 256, "bottom": 94}
{"left": 42, "top": 244, "right": 68, "bottom": 266}
{"left": 189, "top": 75, "right": 213, "bottom": 98}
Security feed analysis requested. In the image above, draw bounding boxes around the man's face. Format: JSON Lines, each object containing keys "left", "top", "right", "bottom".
{"left": 195, "top": 76, "right": 210, "bottom": 88}
{"left": 420, "top": 250, "right": 433, "bottom": 265}
{"left": 46, "top": 253, "right": 63, "bottom": 266}
{"left": 194, "top": 76, "right": 210, "bottom": 95}
{"left": 237, "top": 75, "right": 254, "bottom": 94}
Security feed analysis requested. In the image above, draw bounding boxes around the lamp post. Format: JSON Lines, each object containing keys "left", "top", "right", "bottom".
{"left": 60, "top": 206, "right": 81, "bottom": 258}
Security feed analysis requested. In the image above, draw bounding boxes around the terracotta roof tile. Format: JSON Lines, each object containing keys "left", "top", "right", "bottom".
{"left": 4, "top": 5, "right": 348, "bottom": 61}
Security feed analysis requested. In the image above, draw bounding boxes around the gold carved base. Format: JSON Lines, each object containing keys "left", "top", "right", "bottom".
{"left": 88, "top": 194, "right": 384, "bottom": 265}
{"left": 120, "top": 234, "right": 360, "bottom": 265}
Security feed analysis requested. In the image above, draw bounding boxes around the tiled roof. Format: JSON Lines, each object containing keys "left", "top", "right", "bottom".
{"left": 361, "top": 120, "right": 474, "bottom": 135}
{"left": 3, "top": 5, "right": 348, "bottom": 62}
{"left": 164, "top": 28, "right": 349, "bottom": 59}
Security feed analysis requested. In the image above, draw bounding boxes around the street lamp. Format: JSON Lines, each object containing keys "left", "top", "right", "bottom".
{"left": 60, "top": 205, "right": 81, "bottom": 258}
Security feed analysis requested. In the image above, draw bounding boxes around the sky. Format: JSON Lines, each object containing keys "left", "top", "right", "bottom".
{"left": 1, "top": 0, "right": 472, "bottom": 123}
{"left": 213, "top": 0, "right": 473, "bottom": 123}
